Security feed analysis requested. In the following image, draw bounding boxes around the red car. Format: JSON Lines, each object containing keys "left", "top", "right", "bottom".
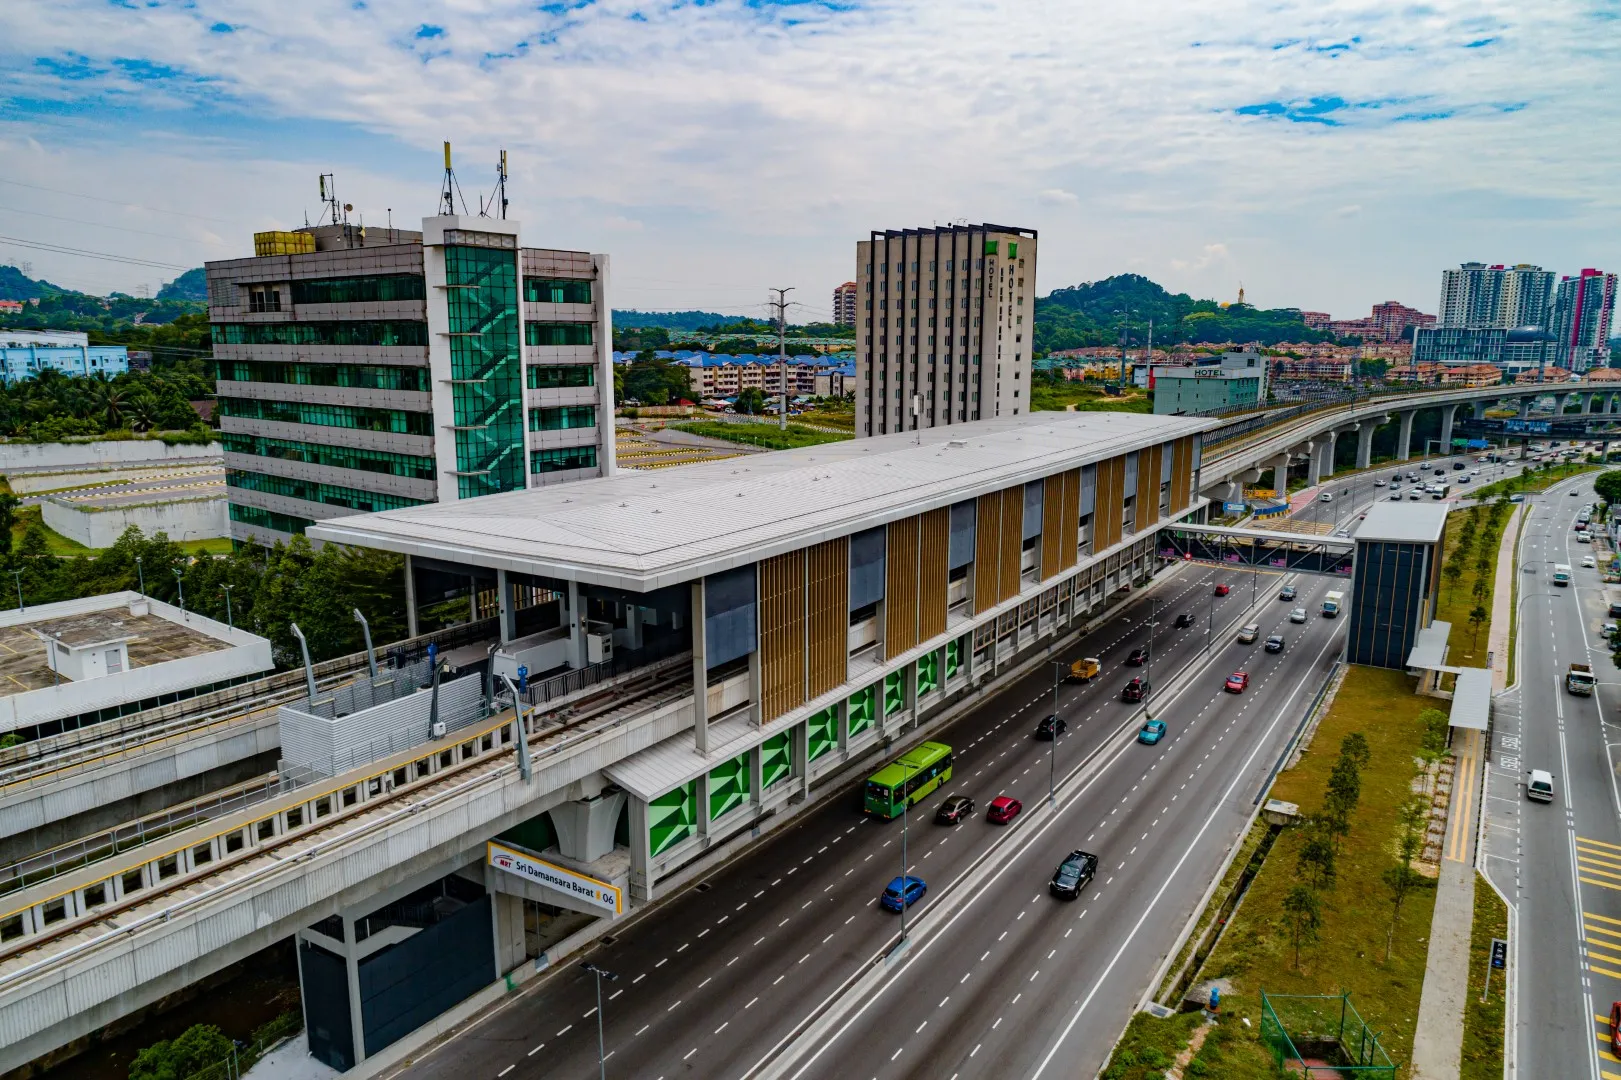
{"left": 1225, "top": 671, "right": 1250, "bottom": 693}
{"left": 1214, "top": 583, "right": 1230, "bottom": 597}
{"left": 986, "top": 795, "right": 1023, "bottom": 825}
{"left": 1611, "top": 1001, "right": 1621, "bottom": 1056}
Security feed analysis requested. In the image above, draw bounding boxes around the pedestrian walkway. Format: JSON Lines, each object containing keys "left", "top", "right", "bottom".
{"left": 1409, "top": 502, "right": 1522, "bottom": 1077}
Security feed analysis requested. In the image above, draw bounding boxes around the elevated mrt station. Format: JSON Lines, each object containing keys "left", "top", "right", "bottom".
{"left": 311, "top": 412, "right": 1212, "bottom": 917}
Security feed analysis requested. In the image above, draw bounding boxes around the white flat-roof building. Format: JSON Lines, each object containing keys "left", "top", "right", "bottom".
{"left": 0, "top": 592, "right": 274, "bottom": 738}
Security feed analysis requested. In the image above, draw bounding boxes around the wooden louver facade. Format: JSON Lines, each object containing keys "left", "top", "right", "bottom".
{"left": 1134, "top": 443, "right": 1163, "bottom": 531}
{"left": 885, "top": 516, "right": 921, "bottom": 657}
{"left": 1093, "top": 455, "right": 1125, "bottom": 551}
{"left": 919, "top": 507, "right": 950, "bottom": 642}
{"left": 759, "top": 550, "right": 806, "bottom": 724}
{"left": 806, "top": 537, "right": 848, "bottom": 699}
{"left": 1040, "top": 468, "right": 1080, "bottom": 580}
{"left": 1170, "top": 435, "right": 1195, "bottom": 513}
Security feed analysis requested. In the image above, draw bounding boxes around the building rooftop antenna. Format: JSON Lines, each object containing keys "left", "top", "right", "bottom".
{"left": 439, "top": 142, "right": 468, "bottom": 217}
{"left": 317, "top": 173, "right": 347, "bottom": 226}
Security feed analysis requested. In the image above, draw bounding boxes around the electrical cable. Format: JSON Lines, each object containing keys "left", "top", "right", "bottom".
{"left": 0, "top": 234, "right": 190, "bottom": 270}
{"left": 0, "top": 176, "right": 234, "bottom": 224}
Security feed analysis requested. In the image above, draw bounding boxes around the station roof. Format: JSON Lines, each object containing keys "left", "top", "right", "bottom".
{"left": 1353, "top": 502, "right": 1450, "bottom": 545}
{"left": 1449, "top": 667, "right": 1492, "bottom": 731}
{"left": 309, "top": 411, "right": 1215, "bottom": 592}
{"left": 1406, "top": 621, "right": 1453, "bottom": 671}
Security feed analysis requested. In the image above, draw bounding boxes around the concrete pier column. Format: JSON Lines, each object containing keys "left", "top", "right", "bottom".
{"left": 551, "top": 788, "right": 628, "bottom": 863}
{"left": 1583, "top": 392, "right": 1596, "bottom": 414}
{"left": 1472, "top": 400, "right": 1487, "bottom": 420}
{"left": 1397, "top": 411, "right": 1416, "bottom": 460}
{"left": 625, "top": 604, "right": 645, "bottom": 651}
{"left": 496, "top": 569, "right": 512, "bottom": 644}
{"left": 1225, "top": 480, "right": 1241, "bottom": 503}
{"left": 567, "top": 580, "right": 585, "bottom": 669}
{"left": 1438, "top": 404, "right": 1457, "bottom": 454}
{"left": 1270, "top": 452, "right": 1290, "bottom": 495}
{"left": 1304, "top": 441, "right": 1323, "bottom": 486}
{"left": 1555, "top": 392, "right": 1571, "bottom": 416}
{"left": 403, "top": 554, "right": 419, "bottom": 640}
{"left": 690, "top": 579, "right": 708, "bottom": 754}
{"left": 628, "top": 796, "right": 653, "bottom": 901}
{"left": 1318, "top": 434, "right": 1338, "bottom": 481}
{"left": 1355, "top": 418, "right": 1383, "bottom": 470}
{"left": 1519, "top": 397, "right": 1531, "bottom": 419}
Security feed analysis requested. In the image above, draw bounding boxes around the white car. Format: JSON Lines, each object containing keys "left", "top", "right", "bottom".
{"left": 1289, "top": 607, "right": 1308, "bottom": 623}
{"left": 1374, "top": 479, "right": 1385, "bottom": 487}
{"left": 1578, "top": 533, "right": 1592, "bottom": 543}
{"left": 1583, "top": 555, "right": 1598, "bottom": 568}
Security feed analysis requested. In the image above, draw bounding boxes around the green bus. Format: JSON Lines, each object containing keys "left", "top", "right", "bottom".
{"left": 864, "top": 742, "right": 954, "bottom": 819}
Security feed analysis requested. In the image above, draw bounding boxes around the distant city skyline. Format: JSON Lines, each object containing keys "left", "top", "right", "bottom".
{"left": 0, "top": 1, "right": 1616, "bottom": 321}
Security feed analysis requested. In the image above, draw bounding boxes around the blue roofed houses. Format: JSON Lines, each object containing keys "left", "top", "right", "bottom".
{"left": 0, "top": 330, "right": 130, "bottom": 387}
{"left": 613, "top": 350, "right": 856, "bottom": 403}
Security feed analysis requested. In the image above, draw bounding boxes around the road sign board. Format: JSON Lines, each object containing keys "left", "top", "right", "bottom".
{"left": 1490, "top": 937, "right": 1507, "bottom": 969}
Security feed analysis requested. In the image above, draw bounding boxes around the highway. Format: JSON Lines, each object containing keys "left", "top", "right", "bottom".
{"left": 1480, "top": 466, "right": 1620, "bottom": 1080}
{"left": 388, "top": 562, "right": 1348, "bottom": 1080}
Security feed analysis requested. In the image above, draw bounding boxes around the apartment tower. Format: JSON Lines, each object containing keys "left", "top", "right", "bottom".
{"left": 1549, "top": 269, "right": 1617, "bottom": 371}
{"left": 1437, "top": 262, "right": 1554, "bottom": 329}
{"left": 208, "top": 216, "right": 614, "bottom": 545}
{"left": 855, "top": 224, "right": 1037, "bottom": 438}
{"left": 832, "top": 281, "right": 857, "bottom": 327}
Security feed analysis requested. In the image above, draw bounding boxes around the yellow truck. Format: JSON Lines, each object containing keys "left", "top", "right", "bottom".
{"left": 1068, "top": 657, "right": 1101, "bottom": 683}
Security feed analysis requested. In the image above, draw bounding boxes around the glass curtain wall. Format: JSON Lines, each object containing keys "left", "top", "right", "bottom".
{"left": 445, "top": 245, "right": 526, "bottom": 498}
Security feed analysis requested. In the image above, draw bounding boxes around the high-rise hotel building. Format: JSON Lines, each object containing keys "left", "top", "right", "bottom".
{"left": 207, "top": 216, "right": 614, "bottom": 545}
{"left": 855, "top": 225, "right": 1036, "bottom": 438}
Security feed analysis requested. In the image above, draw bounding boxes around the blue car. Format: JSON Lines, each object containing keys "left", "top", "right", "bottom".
{"left": 880, "top": 875, "right": 927, "bottom": 912}
{"left": 1138, "top": 719, "right": 1166, "bottom": 745}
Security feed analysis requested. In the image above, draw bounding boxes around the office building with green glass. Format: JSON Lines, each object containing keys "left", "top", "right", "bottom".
{"left": 207, "top": 216, "right": 613, "bottom": 546}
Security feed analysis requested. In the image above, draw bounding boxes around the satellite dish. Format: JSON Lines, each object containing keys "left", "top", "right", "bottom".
{"left": 344, "top": 203, "right": 353, "bottom": 212}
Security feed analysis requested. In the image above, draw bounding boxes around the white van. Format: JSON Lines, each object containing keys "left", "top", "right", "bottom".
{"left": 1527, "top": 769, "right": 1555, "bottom": 803}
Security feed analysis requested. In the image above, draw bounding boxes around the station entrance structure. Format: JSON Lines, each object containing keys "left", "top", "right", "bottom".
{"left": 1156, "top": 523, "right": 1354, "bottom": 578}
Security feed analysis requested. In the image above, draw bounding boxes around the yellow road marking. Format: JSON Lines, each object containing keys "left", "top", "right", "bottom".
{"left": 1581, "top": 836, "right": 1621, "bottom": 853}
{"left": 1591, "top": 947, "right": 1621, "bottom": 967}
{"left": 1589, "top": 924, "right": 1621, "bottom": 941}
{"left": 1590, "top": 912, "right": 1621, "bottom": 926}
{"left": 1584, "top": 877, "right": 1621, "bottom": 893}
{"left": 1601, "top": 1070, "right": 1621, "bottom": 1080}
{"left": 1448, "top": 730, "right": 1480, "bottom": 863}
{"left": 1598, "top": 1012, "right": 1612, "bottom": 1024}
{"left": 1592, "top": 963, "right": 1621, "bottom": 981}
{"left": 1580, "top": 862, "right": 1621, "bottom": 882}
{"left": 1579, "top": 849, "right": 1621, "bottom": 872}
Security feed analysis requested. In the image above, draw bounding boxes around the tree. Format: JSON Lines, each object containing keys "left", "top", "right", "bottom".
{"left": 1339, "top": 731, "right": 1371, "bottom": 769}
{"left": 1281, "top": 885, "right": 1322, "bottom": 970}
{"left": 736, "top": 387, "right": 766, "bottom": 415}
{"left": 1469, "top": 604, "right": 1489, "bottom": 648}
{"left": 1326, "top": 754, "right": 1361, "bottom": 818}
{"left": 128, "top": 1023, "right": 233, "bottom": 1080}
{"left": 1296, "top": 827, "right": 1337, "bottom": 891}
{"left": 0, "top": 491, "right": 15, "bottom": 558}
{"left": 1594, "top": 469, "right": 1621, "bottom": 507}
{"left": 1442, "top": 560, "right": 1463, "bottom": 597}
{"left": 1380, "top": 863, "right": 1428, "bottom": 961}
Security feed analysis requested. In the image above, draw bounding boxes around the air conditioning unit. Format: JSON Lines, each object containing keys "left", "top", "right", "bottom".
{"left": 431, "top": 721, "right": 447, "bottom": 739}
{"left": 587, "top": 633, "right": 614, "bottom": 664}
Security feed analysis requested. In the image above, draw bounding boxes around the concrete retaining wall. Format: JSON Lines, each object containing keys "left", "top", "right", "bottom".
{"left": 0, "top": 440, "right": 221, "bottom": 474}
{"left": 42, "top": 496, "right": 228, "bottom": 549}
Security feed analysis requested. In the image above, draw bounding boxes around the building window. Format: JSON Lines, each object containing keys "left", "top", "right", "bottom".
{"left": 226, "top": 470, "right": 426, "bottom": 513}
{"left": 247, "top": 287, "right": 282, "bottom": 313}
{"left": 289, "top": 274, "right": 425, "bottom": 305}
{"left": 531, "top": 445, "right": 599, "bottom": 473}
{"left": 523, "top": 278, "right": 593, "bottom": 304}
{"left": 524, "top": 322, "right": 594, "bottom": 347}
{"left": 214, "top": 359, "right": 430, "bottom": 392}
{"left": 526, "top": 364, "right": 595, "bottom": 389}
{"left": 218, "top": 397, "right": 433, "bottom": 435}
{"left": 528, "top": 405, "right": 596, "bottom": 431}
{"left": 212, "top": 321, "right": 428, "bottom": 347}
{"left": 221, "top": 433, "right": 436, "bottom": 480}
{"left": 228, "top": 503, "right": 315, "bottom": 536}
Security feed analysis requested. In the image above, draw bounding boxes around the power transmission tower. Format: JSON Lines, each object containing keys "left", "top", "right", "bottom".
{"left": 770, "top": 287, "right": 794, "bottom": 429}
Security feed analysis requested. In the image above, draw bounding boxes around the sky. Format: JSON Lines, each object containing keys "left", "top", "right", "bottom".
{"left": 0, "top": 0, "right": 1617, "bottom": 322}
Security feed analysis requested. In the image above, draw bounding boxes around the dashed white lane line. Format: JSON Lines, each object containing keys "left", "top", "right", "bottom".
{"left": 499, "top": 1066, "right": 514, "bottom": 1077}
{"left": 557, "top": 1024, "right": 574, "bottom": 1036}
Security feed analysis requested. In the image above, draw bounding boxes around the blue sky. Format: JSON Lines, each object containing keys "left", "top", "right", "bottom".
{"left": 0, "top": 0, "right": 1616, "bottom": 319}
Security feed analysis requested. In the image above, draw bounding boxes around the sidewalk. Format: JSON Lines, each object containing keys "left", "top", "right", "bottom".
{"left": 1409, "top": 503, "right": 1521, "bottom": 1077}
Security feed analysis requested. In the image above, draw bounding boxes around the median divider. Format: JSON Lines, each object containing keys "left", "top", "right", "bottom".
{"left": 745, "top": 574, "right": 1305, "bottom": 1080}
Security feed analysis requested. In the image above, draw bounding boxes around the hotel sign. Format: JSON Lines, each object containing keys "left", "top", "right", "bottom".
{"left": 487, "top": 841, "right": 623, "bottom": 915}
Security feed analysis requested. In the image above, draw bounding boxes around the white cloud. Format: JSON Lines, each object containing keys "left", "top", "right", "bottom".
{"left": 0, "top": 0, "right": 1616, "bottom": 318}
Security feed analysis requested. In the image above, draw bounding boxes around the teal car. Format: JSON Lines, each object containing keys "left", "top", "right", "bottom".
{"left": 1138, "top": 719, "right": 1166, "bottom": 745}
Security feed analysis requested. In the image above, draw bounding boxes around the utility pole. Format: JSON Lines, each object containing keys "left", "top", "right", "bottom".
{"left": 771, "top": 287, "right": 794, "bottom": 429}
{"left": 1116, "top": 307, "right": 1131, "bottom": 387}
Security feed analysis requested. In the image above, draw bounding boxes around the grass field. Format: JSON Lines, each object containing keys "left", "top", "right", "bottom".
{"left": 1432, "top": 505, "right": 1511, "bottom": 670}
{"left": 1174, "top": 665, "right": 1440, "bottom": 1077}
{"left": 1100, "top": 1010, "right": 1207, "bottom": 1080}
{"left": 1460, "top": 875, "right": 1509, "bottom": 1080}
{"left": 668, "top": 420, "right": 851, "bottom": 451}
{"left": 1030, "top": 380, "right": 1154, "bottom": 414}
{"left": 1469, "top": 462, "right": 1596, "bottom": 502}
{"left": 10, "top": 507, "right": 232, "bottom": 558}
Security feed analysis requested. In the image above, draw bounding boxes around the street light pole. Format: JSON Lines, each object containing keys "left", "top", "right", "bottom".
{"left": 1144, "top": 599, "right": 1160, "bottom": 720}
{"left": 1048, "top": 661, "right": 1065, "bottom": 807}
{"left": 580, "top": 962, "right": 618, "bottom": 1080}
{"left": 10, "top": 569, "right": 23, "bottom": 613}
{"left": 172, "top": 568, "right": 185, "bottom": 617}
{"left": 220, "top": 584, "right": 234, "bottom": 630}
{"left": 135, "top": 555, "right": 145, "bottom": 597}
{"left": 899, "top": 760, "right": 915, "bottom": 943}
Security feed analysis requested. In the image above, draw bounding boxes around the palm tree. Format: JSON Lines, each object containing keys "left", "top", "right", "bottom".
{"left": 126, "top": 393, "right": 160, "bottom": 432}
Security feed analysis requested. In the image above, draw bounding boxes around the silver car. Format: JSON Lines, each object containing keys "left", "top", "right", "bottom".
{"left": 1289, "top": 607, "right": 1308, "bottom": 623}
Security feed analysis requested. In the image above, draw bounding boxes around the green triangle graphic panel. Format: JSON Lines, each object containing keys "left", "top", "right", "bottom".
{"left": 945, "top": 638, "right": 962, "bottom": 679}
{"left": 648, "top": 780, "right": 697, "bottom": 857}
{"left": 847, "top": 685, "right": 875, "bottom": 738}
{"left": 917, "top": 651, "right": 939, "bottom": 695}
{"left": 883, "top": 671, "right": 904, "bottom": 716}
{"left": 708, "top": 752, "right": 751, "bottom": 821}
{"left": 761, "top": 732, "right": 792, "bottom": 789}
{"left": 807, "top": 707, "right": 838, "bottom": 761}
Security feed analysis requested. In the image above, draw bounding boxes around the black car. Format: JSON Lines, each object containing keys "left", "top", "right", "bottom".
{"left": 1265, "top": 634, "right": 1285, "bottom": 653}
{"left": 1434, "top": 467, "right": 1446, "bottom": 477}
{"left": 1279, "top": 585, "right": 1297, "bottom": 601}
{"left": 935, "top": 795, "right": 975, "bottom": 825}
{"left": 1174, "top": 612, "right": 1194, "bottom": 628}
{"left": 1122, "top": 677, "right": 1148, "bottom": 703}
{"left": 1127, "top": 646, "right": 1149, "bottom": 666}
{"left": 1035, "top": 714, "right": 1067, "bottom": 740}
{"left": 1050, "top": 849, "right": 1099, "bottom": 900}
{"left": 1453, "top": 461, "right": 1467, "bottom": 471}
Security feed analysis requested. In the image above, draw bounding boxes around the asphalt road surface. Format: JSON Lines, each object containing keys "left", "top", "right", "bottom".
{"left": 388, "top": 561, "right": 1347, "bottom": 1080}
{"left": 1481, "top": 468, "right": 1621, "bottom": 1080}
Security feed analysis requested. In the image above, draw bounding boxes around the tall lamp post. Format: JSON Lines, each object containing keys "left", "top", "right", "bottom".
{"left": 220, "top": 584, "right": 234, "bottom": 630}
{"left": 135, "top": 555, "right": 145, "bottom": 597}
{"left": 580, "top": 962, "right": 619, "bottom": 1080}
{"left": 1048, "top": 661, "right": 1066, "bottom": 807}
{"left": 9, "top": 569, "right": 23, "bottom": 613}
{"left": 172, "top": 568, "right": 186, "bottom": 617}
{"left": 899, "top": 759, "right": 918, "bottom": 943}
{"left": 1143, "top": 599, "right": 1160, "bottom": 720}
